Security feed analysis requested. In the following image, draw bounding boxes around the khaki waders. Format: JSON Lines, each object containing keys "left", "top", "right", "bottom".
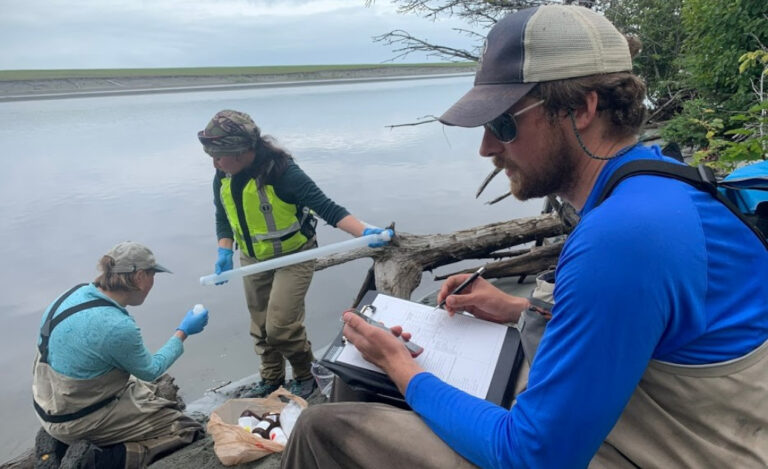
{"left": 241, "top": 239, "right": 317, "bottom": 383}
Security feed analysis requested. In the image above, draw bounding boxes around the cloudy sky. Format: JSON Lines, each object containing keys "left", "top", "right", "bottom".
{"left": 1, "top": 0, "right": 479, "bottom": 70}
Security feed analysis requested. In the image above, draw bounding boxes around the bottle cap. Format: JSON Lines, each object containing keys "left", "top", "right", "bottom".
{"left": 193, "top": 304, "right": 205, "bottom": 315}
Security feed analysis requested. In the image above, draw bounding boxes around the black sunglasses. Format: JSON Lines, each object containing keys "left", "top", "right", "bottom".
{"left": 484, "top": 100, "right": 545, "bottom": 143}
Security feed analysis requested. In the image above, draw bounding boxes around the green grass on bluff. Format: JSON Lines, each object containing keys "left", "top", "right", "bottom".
{"left": 0, "top": 63, "right": 476, "bottom": 81}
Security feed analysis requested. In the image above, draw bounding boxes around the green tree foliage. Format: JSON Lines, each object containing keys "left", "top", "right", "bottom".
{"left": 689, "top": 49, "right": 768, "bottom": 170}
{"left": 600, "top": 0, "right": 687, "bottom": 119}
{"left": 659, "top": 98, "right": 712, "bottom": 149}
{"left": 660, "top": 0, "right": 768, "bottom": 167}
{"left": 681, "top": 0, "right": 767, "bottom": 108}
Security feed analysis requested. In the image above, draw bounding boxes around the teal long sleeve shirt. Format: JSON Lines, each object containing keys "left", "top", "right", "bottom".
{"left": 38, "top": 283, "right": 183, "bottom": 382}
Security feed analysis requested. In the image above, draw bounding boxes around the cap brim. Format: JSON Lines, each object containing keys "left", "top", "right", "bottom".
{"left": 439, "top": 83, "right": 537, "bottom": 127}
{"left": 153, "top": 264, "right": 173, "bottom": 274}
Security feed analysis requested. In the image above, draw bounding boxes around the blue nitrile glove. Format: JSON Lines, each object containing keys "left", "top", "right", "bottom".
{"left": 177, "top": 308, "right": 209, "bottom": 336}
{"left": 362, "top": 228, "right": 394, "bottom": 248}
{"left": 215, "top": 247, "right": 234, "bottom": 285}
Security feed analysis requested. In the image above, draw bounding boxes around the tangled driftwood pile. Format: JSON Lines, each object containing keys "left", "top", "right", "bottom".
{"left": 317, "top": 195, "right": 578, "bottom": 300}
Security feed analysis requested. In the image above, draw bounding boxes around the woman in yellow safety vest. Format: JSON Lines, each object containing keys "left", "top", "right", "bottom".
{"left": 197, "top": 109, "right": 391, "bottom": 399}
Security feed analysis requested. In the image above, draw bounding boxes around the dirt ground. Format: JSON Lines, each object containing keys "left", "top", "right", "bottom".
{"left": 0, "top": 65, "right": 474, "bottom": 101}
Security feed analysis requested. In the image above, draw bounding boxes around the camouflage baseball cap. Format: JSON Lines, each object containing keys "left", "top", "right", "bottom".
{"left": 198, "top": 110, "right": 260, "bottom": 156}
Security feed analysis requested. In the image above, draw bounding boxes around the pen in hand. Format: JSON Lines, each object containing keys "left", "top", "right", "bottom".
{"left": 433, "top": 266, "right": 487, "bottom": 312}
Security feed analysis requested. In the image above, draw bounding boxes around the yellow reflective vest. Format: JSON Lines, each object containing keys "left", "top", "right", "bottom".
{"left": 220, "top": 176, "right": 309, "bottom": 260}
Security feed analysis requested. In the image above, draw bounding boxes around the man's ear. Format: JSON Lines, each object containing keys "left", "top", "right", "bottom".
{"left": 570, "top": 91, "right": 599, "bottom": 131}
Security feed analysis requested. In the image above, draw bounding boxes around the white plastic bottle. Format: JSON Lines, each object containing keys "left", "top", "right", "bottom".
{"left": 237, "top": 416, "right": 260, "bottom": 432}
{"left": 269, "top": 426, "right": 288, "bottom": 445}
{"left": 251, "top": 419, "right": 272, "bottom": 439}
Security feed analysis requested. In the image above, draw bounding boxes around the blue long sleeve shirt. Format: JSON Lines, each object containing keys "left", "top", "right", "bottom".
{"left": 38, "top": 283, "right": 183, "bottom": 382}
{"left": 405, "top": 145, "right": 768, "bottom": 468}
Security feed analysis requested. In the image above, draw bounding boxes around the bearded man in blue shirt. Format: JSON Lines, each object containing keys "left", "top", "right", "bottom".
{"left": 282, "top": 5, "right": 768, "bottom": 468}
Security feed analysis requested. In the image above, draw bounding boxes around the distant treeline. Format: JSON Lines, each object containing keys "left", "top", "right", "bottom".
{"left": 0, "top": 63, "right": 476, "bottom": 81}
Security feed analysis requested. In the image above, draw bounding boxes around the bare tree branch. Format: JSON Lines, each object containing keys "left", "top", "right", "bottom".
{"left": 374, "top": 29, "right": 479, "bottom": 62}
{"left": 368, "top": 0, "right": 552, "bottom": 63}
{"left": 385, "top": 116, "right": 439, "bottom": 128}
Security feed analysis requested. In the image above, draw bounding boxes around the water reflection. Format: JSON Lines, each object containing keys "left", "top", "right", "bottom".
{"left": 0, "top": 75, "right": 541, "bottom": 458}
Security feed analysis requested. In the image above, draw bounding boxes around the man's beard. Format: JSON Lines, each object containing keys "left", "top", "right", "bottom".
{"left": 497, "top": 126, "right": 577, "bottom": 200}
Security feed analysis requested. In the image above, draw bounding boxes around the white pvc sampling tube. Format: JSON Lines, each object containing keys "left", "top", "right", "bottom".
{"left": 200, "top": 231, "right": 392, "bottom": 286}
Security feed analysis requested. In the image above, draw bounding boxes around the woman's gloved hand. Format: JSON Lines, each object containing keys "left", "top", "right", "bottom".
{"left": 362, "top": 227, "right": 394, "bottom": 248}
{"left": 214, "top": 247, "right": 234, "bottom": 285}
{"left": 177, "top": 307, "right": 209, "bottom": 336}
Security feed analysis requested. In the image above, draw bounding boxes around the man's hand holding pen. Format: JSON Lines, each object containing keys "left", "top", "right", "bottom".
{"left": 437, "top": 270, "right": 531, "bottom": 324}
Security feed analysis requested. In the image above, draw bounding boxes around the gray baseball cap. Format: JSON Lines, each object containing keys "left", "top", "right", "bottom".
{"left": 440, "top": 5, "right": 632, "bottom": 127}
{"left": 105, "top": 241, "right": 172, "bottom": 274}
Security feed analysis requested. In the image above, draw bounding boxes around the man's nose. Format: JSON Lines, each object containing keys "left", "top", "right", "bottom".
{"left": 479, "top": 127, "right": 504, "bottom": 158}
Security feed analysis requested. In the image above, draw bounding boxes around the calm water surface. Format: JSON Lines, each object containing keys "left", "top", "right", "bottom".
{"left": 0, "top": 76, "right": 541, "bottom": 459}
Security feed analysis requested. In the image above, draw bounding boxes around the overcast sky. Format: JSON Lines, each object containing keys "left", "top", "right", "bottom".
{"left": 1, "top": 0, "right": 479, "bottom": 70}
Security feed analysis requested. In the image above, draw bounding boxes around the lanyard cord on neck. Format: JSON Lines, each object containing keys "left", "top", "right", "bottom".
{"left": 568, "top": 110, "right": 639, "bottom": 161}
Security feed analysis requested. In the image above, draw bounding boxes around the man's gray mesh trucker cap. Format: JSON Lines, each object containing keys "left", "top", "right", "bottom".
{"left": 439, "top": 5, "right": 632, "bottom": 128}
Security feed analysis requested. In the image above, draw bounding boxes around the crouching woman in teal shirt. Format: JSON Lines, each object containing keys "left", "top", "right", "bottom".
{"left": 32, "top": 242, "right": 208, "bottom": 468}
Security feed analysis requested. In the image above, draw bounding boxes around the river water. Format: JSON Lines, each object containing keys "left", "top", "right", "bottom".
{"left": 0, "top": 75, "right": 541, "bottom": 459}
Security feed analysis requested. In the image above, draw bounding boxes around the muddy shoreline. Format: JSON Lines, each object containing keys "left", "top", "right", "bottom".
{"left": 0, "top": 65, "right": 475, "bottom": 102}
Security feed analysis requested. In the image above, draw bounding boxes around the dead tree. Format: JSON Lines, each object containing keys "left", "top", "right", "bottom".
{"left": 316, "top": 213, "right": 567, "bottom": 299}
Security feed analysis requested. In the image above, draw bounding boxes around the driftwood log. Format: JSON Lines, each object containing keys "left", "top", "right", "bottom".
{"left": 316, "top": 212, "right": 569, "bottom": 299}
{"left": 433, "top": 241, "right": 564, "bottom": 281}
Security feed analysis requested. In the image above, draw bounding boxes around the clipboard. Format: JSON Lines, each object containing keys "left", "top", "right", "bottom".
{"left": 320, "top": 290, "right": 524, "bottom": 408}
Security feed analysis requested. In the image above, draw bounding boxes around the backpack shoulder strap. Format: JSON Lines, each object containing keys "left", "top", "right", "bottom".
{"left": 595, "top": 160, "right": 768, "bottom": 251}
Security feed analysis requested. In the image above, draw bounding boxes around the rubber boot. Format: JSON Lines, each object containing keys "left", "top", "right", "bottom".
{"left": 34, "top": 427, "right": 68, "bottom": 469}
{"left": 59, "top": 440, "right": 99, "bottom": 469}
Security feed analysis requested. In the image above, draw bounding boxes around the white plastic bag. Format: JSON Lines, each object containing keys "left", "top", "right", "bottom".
{"left": 278, "top": 399, "right": 304, "bottom": 437}
{"left": 207, "top": 388, "right": 307, "bottom": 466}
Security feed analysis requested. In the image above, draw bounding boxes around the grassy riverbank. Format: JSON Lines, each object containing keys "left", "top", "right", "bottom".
{"left": 0, "top": 63, "right": 476, "bottom": 101}
{"left": 0, "top": 63, "right": 475, "bottom": 81}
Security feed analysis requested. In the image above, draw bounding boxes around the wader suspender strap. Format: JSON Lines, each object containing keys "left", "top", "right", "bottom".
{"left": 35, "top": 284, "right": 121, "bottom": 423}
{"left": 595, "top": 160, "right": 768, "bottom": 251}
{"left": 33, "top": 393, "right": 119, "bottom": 424}
{"left": 39, "top": 283, "right": 87, "bottom": 364}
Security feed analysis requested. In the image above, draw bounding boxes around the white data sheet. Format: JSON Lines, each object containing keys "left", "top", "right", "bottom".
{"left": 335, "top": 294, "right": 510, "bottom": 399}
